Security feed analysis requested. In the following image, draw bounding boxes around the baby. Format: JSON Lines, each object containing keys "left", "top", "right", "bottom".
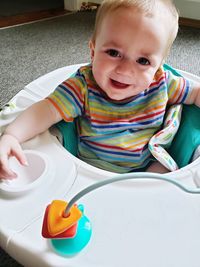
{"left": 0, "top": 0, "right": 200, "bottom": 178}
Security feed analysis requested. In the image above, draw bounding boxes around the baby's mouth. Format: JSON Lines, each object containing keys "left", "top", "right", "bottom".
{"left": 110, "top": 79, "right": 130, "bottom": 89}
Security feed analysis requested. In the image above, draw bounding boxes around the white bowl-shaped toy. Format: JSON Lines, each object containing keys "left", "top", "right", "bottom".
{"left": 0, "top": 150, "right": 51, "bottom": 195}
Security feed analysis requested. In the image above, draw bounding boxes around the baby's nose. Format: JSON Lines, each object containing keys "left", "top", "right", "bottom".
{"left": 115, "top": 58, "right": 134, "bottom": 76}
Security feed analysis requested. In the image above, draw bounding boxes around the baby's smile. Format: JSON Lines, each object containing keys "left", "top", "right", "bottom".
{"left": 110, "top": 78, "right": 131, "bottom": 89}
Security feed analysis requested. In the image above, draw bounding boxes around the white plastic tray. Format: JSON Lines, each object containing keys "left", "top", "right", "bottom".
{"left": 1, "top": 64, "right": 200, "bottom": 267}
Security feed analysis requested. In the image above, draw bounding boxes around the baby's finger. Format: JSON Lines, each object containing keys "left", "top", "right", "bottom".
{"left": 0, "top": 155, "right": 17, "bottom": 179}
{"left": 13, "top": 151, "right": 28, "bottom": 166}
{"left": 11, "top": 145, "right": 28, "bottom": 166}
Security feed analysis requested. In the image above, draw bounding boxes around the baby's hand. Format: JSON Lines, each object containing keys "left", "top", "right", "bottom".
{"left": 0, "top": 134, "right": 27, "bottom": 179}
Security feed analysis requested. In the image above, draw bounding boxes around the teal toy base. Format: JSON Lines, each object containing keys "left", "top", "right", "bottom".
{"left": 51, "top": 205, "right": 92, "bottom": 256}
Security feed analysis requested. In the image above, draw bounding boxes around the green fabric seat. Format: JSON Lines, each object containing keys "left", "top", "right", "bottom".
{"left": 55, "top": 119, "right": 78, "bottom": 156}
{"left": 168, "top": 104, "right": 200, "bottom": 168}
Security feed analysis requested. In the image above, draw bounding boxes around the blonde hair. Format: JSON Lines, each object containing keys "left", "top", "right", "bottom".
{"left": 91, "top": 0, "right": 179, "bottom": 56}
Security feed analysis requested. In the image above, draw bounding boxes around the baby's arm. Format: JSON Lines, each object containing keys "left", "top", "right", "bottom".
{"left": 0, "top": 99, "right": 62, "bottom": 179}
{"left": 146, "top": 161, "right": 169, "bottom": 174}
{"left": 184, "top": 81, "right": 200, "bottom": 107}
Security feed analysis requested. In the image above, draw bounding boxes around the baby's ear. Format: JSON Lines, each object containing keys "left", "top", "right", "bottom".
{"left": 89, "top": 40, "right": 95, "bottom": 61}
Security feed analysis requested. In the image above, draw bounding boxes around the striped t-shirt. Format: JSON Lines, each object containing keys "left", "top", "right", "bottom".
{"left": 47, "top": 64, "right": 192, "bottom": 173}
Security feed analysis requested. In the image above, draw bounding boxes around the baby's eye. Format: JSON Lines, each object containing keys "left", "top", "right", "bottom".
{"left": 136, "top": 57, "right": 150, "bottom": 65}
{"left": 106, "top": 49, "right": 121, "bottom": 58}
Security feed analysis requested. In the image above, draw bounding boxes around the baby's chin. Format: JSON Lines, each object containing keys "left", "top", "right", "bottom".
{"left": 104, "top": 91, "right": 138, "bottom": 103}
{"left": 98, "top": 83, "right": 146, "bottom": 102}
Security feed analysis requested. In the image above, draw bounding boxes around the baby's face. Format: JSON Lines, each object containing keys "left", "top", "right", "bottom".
{"left": 90, "top": 7, "right": 170, "bottom": 101}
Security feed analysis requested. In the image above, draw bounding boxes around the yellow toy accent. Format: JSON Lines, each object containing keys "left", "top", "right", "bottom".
{"left": 47, "top": 200, "right": 82, "bottom": 236}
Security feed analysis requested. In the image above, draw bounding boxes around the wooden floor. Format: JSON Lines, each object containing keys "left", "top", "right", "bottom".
{"left": 0, "top": 8, "right": 70, "bottom": 28}
{"left": 179, "top": 17, "right": 200, "bottom": 28}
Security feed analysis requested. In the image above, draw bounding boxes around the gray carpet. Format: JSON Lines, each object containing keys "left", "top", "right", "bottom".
{"left": 0, "top": 12, "right": 200, "bottom": 108}
{"left": 0, "top": 11, "right": 94, "bottom": 107}
{"left": 0, "top": 11, "right": 200, "bottom": 267}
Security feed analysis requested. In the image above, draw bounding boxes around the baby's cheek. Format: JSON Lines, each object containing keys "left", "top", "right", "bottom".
{"left": 137, "top": 80, "right": 151, "bottom": 91}
{"left": 141, "top": 74, "right": 154, "bottom": 89}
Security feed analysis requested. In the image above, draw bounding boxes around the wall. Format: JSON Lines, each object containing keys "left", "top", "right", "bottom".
{"left": 64, "top": 0, "right": 84, "bottom": 11}
{"left": 64, "top": 0, "right": 200, "bottom": 20}
{"left": 174, "top": 0, "right": 200, "bottom": 20}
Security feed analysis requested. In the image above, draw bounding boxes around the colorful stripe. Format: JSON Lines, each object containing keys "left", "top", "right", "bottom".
{"left": 47, "top": 64, "right": 192, "bottom": 173}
